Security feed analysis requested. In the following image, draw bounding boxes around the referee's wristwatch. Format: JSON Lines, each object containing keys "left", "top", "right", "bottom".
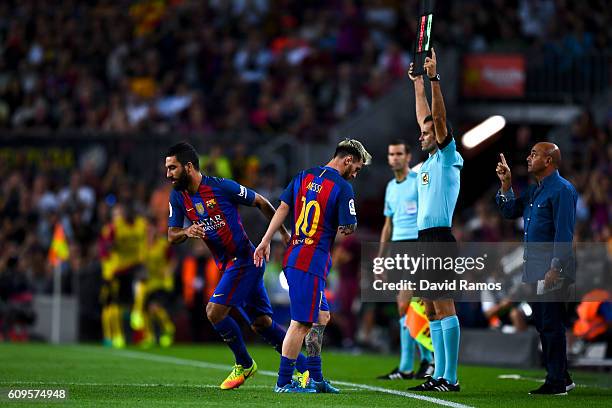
{"left": 429, "top": 73, "right": 440, "bottom": 82}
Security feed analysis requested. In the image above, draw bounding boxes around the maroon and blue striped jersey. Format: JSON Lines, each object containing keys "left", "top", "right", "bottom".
{"left": 168, "top": 176, "right": 256, "bottom": 271}
{"left": 280, "top": 166, "right": 357, "bottom": 280}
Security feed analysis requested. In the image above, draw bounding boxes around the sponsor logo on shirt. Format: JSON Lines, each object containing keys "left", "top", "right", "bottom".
{"left": 196, "top": 214, "right": 226, "bottom": 232}
{"left": 238, "top": 185, "right": 247, "bottom": 198}
{"left": 292, "top": 237, "right": 315, "bottom": 245}
{"left": 404, "top": 200, "right": 417, "bottom": 215}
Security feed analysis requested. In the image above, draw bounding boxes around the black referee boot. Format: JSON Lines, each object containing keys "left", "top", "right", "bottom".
{"left": 415, "top": 360, "right": 435, "bottom": 379}
{"left": 407, "top": 377, "right": 440, "bottom": 391}
{"left": 377, "top": 367, "right": 414, "bottom": 380}
{"left": 432, "top": 378, "right": 460, "bottom": 392}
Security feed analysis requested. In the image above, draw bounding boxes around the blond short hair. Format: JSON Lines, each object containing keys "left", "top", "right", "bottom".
{"left": 335, "top": 139, "right": 372, "bottom": 165}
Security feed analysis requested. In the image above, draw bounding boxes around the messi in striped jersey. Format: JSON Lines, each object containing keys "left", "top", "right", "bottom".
{"left": 165, "top": 142, "right": 309, "bottom": 390}
{"left": 254, "top": 139, "right": 371, "bottom": 393}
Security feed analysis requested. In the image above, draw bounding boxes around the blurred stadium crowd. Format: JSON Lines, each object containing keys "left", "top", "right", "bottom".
{"left": 1, "top": 0, "right": 609, "bottom": 133}
{"left": 0, "top": 0, "right": 611, "bottom": 352}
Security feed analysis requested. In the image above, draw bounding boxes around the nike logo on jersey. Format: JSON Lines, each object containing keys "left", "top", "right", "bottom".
{"left": 212, "top": 293, "right": 224, "bottom": 297}
{"left": 186, "top": 208, "right": 194, "bottom": 212}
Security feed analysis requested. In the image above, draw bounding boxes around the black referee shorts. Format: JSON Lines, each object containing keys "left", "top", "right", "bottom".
{"left": 417, "top": 227, "right": 456, "bottom": 243}
{"left": 416, "top": 227, "right": 458, "bottom": 300}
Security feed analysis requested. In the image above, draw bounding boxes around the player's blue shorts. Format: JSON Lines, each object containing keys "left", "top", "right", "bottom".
{"left": 284, "top": 267, "right": 329, "bottom": 323}
{"left": 209, "top": 262, "right": 273, "bottom": 323}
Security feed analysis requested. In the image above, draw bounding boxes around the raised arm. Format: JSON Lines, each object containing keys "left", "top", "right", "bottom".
{"left": 253, "top": 193, "right": 290, "bottom": 244}
{"left": 424, "top": 48, "right": 447, "bottom": 144}
{"left": 496, "top": 153, "right": 512, "bottom": 193}
{"left": 254, "top": 201, "right": 290, "bottom": 267}
{"left": 495, "top": 153, "right": 525, "bottom": 219}
{"left": 408, "top": 63, "right": 431, "bottom": 130}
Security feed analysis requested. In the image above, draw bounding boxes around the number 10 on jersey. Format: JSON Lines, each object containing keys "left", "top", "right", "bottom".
{"left": 295, "top": 197, "right": 321, "bottom": 237}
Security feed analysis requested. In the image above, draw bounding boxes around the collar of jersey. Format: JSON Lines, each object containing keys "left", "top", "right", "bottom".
{"left": 395, "top": 171, "right": 415, "bottom": 184}
{"left": 321, "top": 166, "right": 340, "bottom": 175}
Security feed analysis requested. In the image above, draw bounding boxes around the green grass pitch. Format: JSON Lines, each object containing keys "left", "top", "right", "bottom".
{"left": 1, "top": 343, "right": 611, "bottom": 407}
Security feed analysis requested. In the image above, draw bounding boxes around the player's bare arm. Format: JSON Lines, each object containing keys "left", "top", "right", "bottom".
{"left": 168, "top": 224, "right": 205, "bottom": 244}
{"left": 408, "top": 63, "right": 431, "bottom": 130}
{"left": 332, "top": 244, "right": 352, "bottom": 265}
{"left": 254, "top": 201, "right": 290, "bottom": 266}
{"left": 425, "top": 48, "right": 448, "bottom": 145}
{"left": 338, "top": 223, "right": 357, "bottom": 236}
{"left": 253, "top": 193, "right": 291, "bottom": 244}
{"left": 377, "top": 216, "right": 393, "bottom": 257}
{"left": 496, "top": 153, "right": 512, "bottom": 192}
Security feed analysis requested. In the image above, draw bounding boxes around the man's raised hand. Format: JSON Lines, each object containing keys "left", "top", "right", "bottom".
{"left": 496, "top": 153, "right": 512, "bottom": 191}
{"left": 408, "top": 63, "right": 421, "bottom": 82}
{"left": 424, "top": 47, "right": 437, "bottom": 78}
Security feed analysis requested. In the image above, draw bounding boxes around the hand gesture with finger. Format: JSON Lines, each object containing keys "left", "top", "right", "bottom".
{"left": 496, "top": 153, "right": 512, "bottom": 191}
{"left": 424, "top": 48, "right": 437, "bottom": 78}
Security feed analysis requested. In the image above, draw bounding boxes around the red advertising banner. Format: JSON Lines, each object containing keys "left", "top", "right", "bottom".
{"left": 462, "top": 54, "right": 525, "bottom": 98}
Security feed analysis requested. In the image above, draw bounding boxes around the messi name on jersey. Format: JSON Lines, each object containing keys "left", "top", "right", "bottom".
{"left": 307, "top": 181, "right": 323, "bottom": 193}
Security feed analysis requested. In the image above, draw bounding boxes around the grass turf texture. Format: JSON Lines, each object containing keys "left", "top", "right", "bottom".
{"left": 1, "top": 343, "right": 611, "bottom": 407}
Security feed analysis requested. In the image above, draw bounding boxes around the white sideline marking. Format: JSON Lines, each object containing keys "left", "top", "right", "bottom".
{"left": 104, "top": 349, "right": 473, "bottom": 408}
{"left": 498, "top": 374, "right": 543, "bottom": 383}
{"left": 498, "top": 374, "right": 603, "bottom": 389}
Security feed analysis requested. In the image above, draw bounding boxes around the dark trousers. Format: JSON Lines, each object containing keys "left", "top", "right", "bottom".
{"left": 530, "top": 300, "right": 569, "bottom": 387}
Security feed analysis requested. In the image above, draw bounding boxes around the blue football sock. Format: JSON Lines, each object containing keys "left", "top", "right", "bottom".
{"left": 441, "top": 315, "right": 460, "bottom": 384}
{"left": 398, "top": 316, "right": 416, "bottom": 373}
{"left": 212, "top": 316, "right": 252, "bottom": 368}
{"left": 430, "top": 319, "right": 445, "bottom": 379}
{"left": 277, "top": 356, "right": 296, "bottom": 387}
{"left": 417, "top": 342, "right": 433, "bottom": 363}
{"left": 296, "top": 353, "right": 307, "bottom": 374}
{"left": 306, "top": 356, "right": 323, "bottom": 381}
{"left": 257, "top": 321, "right": 307, "bottom": 373}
